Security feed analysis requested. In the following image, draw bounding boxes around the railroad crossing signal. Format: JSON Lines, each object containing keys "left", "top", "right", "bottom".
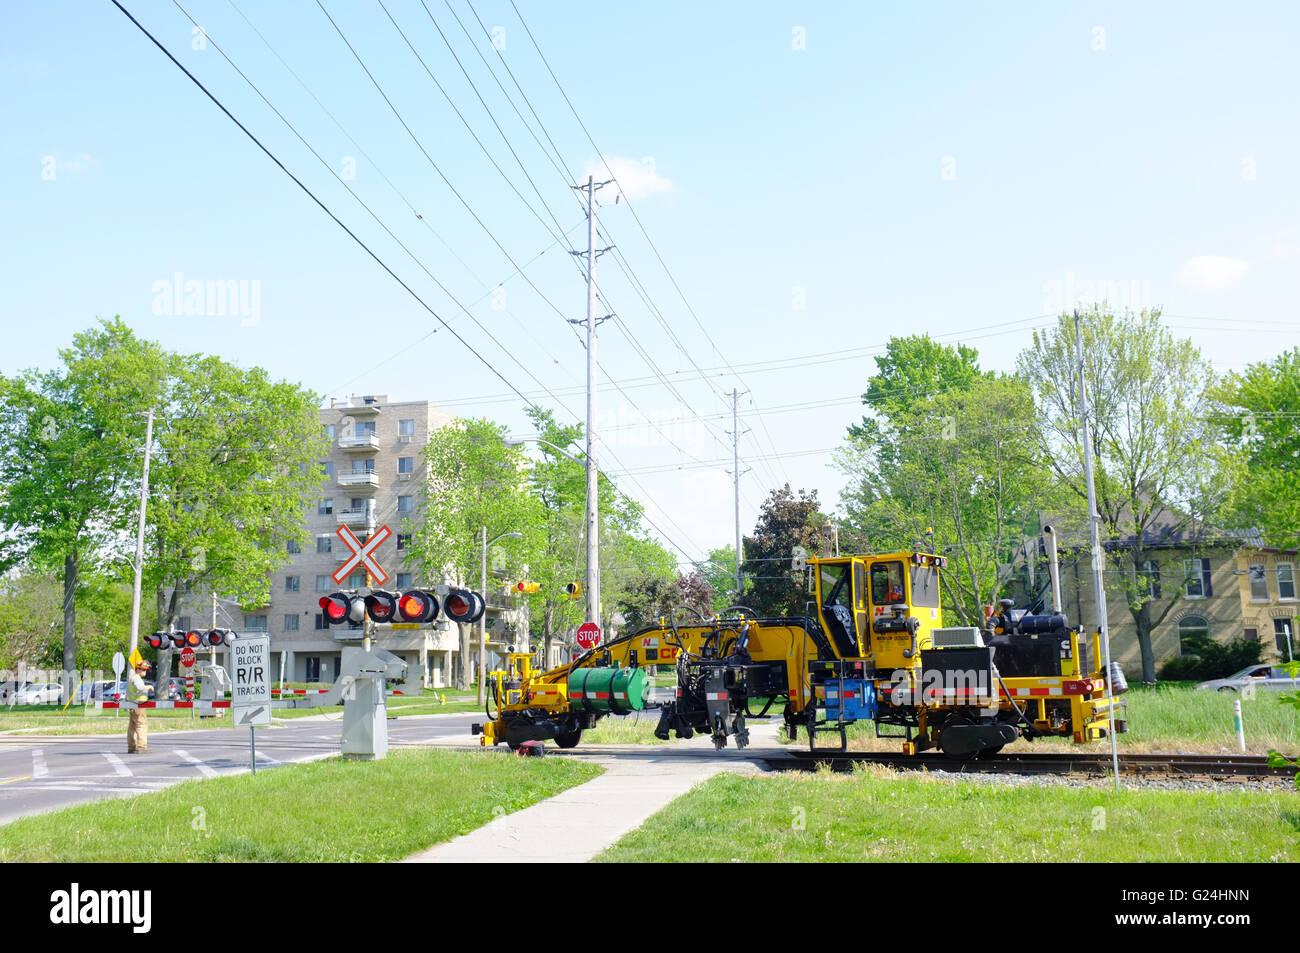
{"left": 332, "top": 524, "right": 390, "bottom": 586}
{"left": 516, "top": 580, "right": 541, "bottom": 594}
{"left": 566, "top": 581, "right": 582, "bottom": 599}
{"left": 319, "top": 592, "right": 366, "bottom": 626}
{"left": 396, "top": 590, "right": 439, "bottom": 624}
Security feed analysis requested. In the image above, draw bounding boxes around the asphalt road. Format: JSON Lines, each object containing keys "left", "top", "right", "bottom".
{"left": 0, "top": 712, "right": 481, "bottom": 826}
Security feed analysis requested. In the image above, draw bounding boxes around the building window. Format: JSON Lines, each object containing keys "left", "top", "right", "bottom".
{"left": 399, "top": 419, "right": 415, "bottom": 436}
{"left": 285, "top": 576, "right": 300, "bottom": 592}
{"left": 397, "top": 533, "right": 410, "bottom": 550}
{"left": 1248, "top": 563, "right": 1269, "bottom": 601}
{"left": 357, "top": 420, "right": 376, "bottom": 436}
{"left": 1276, "top": 619, "right": 1295, "bottom": 655}
{"left": 398, "top": 457, "right": 414, "bottom": 474}
{"left": 287, "top": 538, "right": 300, "bottom": 554}
{"left": 1138, "top": 559, "right": 1161, "bottom": 600}
{"left": 244, "top": 615, "right": 268, "bottom": 632}
{"left": 397, "top": 495, "right": 413, "bottom": 513}
{"left": 396, "top": 573, "right": 412, "bottom": 589}
{"left": 323, "top": 424, "right": 335, "bottom": 441}
{"left": 1277, "top": 563, "right": 1296, "bottom": 601}
{"left": 1244, "top": 628, "right": 1258, "bottom": 642}
{"left": 314, "top": 613, "right": 327, "bottom": 630}
{"left": 347, "top": 572, "right": 365, "bottom": 590}
{"left": 318, "top": 499, "right": 333, "bottom": 516}
{"left": 305, "top": 657, "right": 321, "bottom": 682}
{"left": 315, "top": 575, "right": 331, "bottom": 592}
{"left": 317, "top": 536, "right": 332, "bottom": 554}
{"left": 1178, "top": 615, "right": 1211, "bottom": 654}
{"left": 1184, "top": 558, "right": 1212, "bottom": 598}
{"left": 352, "top": 458, "right": 375, "bottom": 474}
{"left": 284, "top": 614, "right": 300, "bottom": 632}
{"left": 323, "top": 461, "right": 334, "bottom": 479}
{"left": 177, "top": 616, "right": 191, "bottom": 633}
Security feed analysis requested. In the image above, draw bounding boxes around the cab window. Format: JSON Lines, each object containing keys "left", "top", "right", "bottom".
{"left": 910, "top": 564, "right": 940, "bottom": 608}
{"left": 870, "top": 561, "right": 906, "bottom": 605}
{"left": 819, "top": 561, "right": 857, "bottom": 656}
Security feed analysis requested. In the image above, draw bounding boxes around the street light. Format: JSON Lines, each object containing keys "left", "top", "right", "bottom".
{"left": 479, "top": 529, "right": 522, "bottom": 705}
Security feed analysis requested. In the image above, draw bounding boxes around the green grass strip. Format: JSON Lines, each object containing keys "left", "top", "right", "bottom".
{"left": 598, "top": 771, "right": 1300, "bottom": 863}
{"left": 0, "top": 748, "right": 601, "bottom": 862}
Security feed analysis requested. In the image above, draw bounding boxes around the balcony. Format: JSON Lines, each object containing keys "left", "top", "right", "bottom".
{"left": 337, "top": 506, "right": 375, "bottom": 529}
{"left": 337, "top": 471, "right": 379, "bottom": 488}
{"left": 338, "top": 433, "right": 379, "bottom": 451}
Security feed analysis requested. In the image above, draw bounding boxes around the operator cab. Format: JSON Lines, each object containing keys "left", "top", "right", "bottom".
{"left": 810, "top": 551, "right": 946, "bottom": 663}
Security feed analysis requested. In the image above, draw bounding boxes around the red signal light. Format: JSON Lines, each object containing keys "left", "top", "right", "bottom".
{"left": 365, "top": 590, "right": 397, "bottom": 622}
{"left": 146, "top": 632, "right": 166, "bottom": 649}
{"left": 319, "top": 594, "right": 348, "bottom": 622}
{"left": 396, "top": 590, "right": 438, "bottom": 624}
{"left": 185, "top": 631, "right": 202, "bottom": 647}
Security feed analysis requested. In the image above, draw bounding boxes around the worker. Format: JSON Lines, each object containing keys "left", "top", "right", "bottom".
{"left": 127, "top": 659, "right": 152, "bottom": 754}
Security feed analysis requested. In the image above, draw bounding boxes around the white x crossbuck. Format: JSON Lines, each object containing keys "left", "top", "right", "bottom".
{"left": 332, "top": 523, "right": 391, "bottom": 586}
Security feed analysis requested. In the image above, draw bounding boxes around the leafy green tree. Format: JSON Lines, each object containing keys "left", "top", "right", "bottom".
{"left": 847, "top": 334, "right": 986, "bottom": 442}
{"left": 1212, "top": 347, "right": 1300, "bottom": 549}
{"left": 618, "top": 571, "right": 715, "bottom": 632}
{"left": 742, "top": 486, "right": 833, "bottom": 617}
{"left": 408, "top": 417, "right": 535, "bottom": 688}
{"left": 697, "top": 545, "right": 744, "bottom": 614}
{"left": 0, "top": 319, "right": 167, "bottom": 697}
{"left": 837, "top": 373, "right": 1048, "bottom": 623}
{"left": 1017, "top": 309, "right": 1236, "bottom": 684}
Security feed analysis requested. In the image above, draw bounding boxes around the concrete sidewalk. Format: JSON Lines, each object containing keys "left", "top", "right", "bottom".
{"left": 402, "top": 725, "right": 775, "bottom": 863}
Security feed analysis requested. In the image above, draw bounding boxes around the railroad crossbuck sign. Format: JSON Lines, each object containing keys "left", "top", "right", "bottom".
{"left": 232, "top": 635, "right": 271, "bottom": 727}
{"left": 332, "top": 524, "right": 390, "bottom": 586}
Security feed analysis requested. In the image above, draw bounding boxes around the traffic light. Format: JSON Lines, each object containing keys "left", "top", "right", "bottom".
{"left": 444, "top": 588, "right": 485, "bottom": 625}
{"left": 319, "top": 592, "right": 365, "bottom": 626}
{"left": 565, "top": 581, "right": 582, "bottom": 599}
{"left": 204, "top": 629, "right": 237, "bottom": 646}
{"left": 396, "top": 589, "right": 439, "bottom": 624}
{"left": 364, "top": 590, "right": 398, "bottom": 623}
{"left": 169, "top": 631, "right": 202, "bottom": 649}
{"left": 515, "top": 581, "right": 541, "bottom": 594}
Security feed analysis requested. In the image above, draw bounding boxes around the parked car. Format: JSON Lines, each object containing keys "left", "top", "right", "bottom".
{"left": 1195, "top": 664, "right": 1300, "bottom": 693}
{"left": 161, "top": 677, "right": 189, "bottom": 700}
{"left": 15, "top": 682, "right": 62, "bottom": 704}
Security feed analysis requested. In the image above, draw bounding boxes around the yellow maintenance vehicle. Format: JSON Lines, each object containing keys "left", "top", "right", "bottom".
{"left": 474, "top": 549, "right": 1127, "bottom": 758}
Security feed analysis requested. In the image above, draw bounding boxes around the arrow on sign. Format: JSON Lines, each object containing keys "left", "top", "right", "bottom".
{"left": 332, "top": 524, "right": 390, "bottom": 586}
{"left": 236, "top": 705, "right": 267, "bottom": 726}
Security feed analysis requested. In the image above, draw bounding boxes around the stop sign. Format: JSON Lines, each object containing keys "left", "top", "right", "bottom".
{"left": 180, "top": 647, "right": 197, "bottom": 668}
{"left": 576, "top": 622, "right": 602, "bottom": 651}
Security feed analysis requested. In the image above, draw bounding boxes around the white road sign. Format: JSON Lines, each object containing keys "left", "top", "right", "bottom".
{"left": 232, "top": 635, "right": 271, "bottom": 726}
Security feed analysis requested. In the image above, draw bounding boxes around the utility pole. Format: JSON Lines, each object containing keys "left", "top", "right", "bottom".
{"left": 569, "top": 175, "right": 613, "bottom": 627}
{"left": 729, "top": 390, "right": 749, "bottom": 600}
{"left": 127, "top": 408, "right": 155, "bottom": 657}
{"left": 1074, "top": 310, "right": 1121, "bottom": 790}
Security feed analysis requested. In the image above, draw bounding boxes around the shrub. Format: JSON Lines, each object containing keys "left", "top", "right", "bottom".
{"left": 1158, "top": 634, "right": 1264, "bottom": 682}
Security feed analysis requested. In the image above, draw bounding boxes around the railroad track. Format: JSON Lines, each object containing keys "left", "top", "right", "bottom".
{"left": 768, "top": 750, "right": 1297, "bottom": 779}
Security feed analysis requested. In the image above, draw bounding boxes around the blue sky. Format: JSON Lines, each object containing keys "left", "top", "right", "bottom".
{"left": 2, "top": 0, "right": 1298, "bottom": 565}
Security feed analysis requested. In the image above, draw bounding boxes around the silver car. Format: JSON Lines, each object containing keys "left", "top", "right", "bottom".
{"left": 1195, "top": 664, "right": 1300, "bottom": 693}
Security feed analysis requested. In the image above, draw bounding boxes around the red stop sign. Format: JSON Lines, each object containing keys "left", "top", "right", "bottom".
{"left": 180, "top": 647, "right": 197, "bottom": 668}
{"left": 576, "top": 622, "right": 602, "bottom": 651}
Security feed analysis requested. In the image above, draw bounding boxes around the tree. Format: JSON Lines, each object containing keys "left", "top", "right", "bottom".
{"left": 0, "top": 319, "right": 167, "bottom": 699}
{"left": 409, "top": 417, "right": 535, "bottom": 689}
{"left": 1212, "top": 347, "right": 1300, "bottom": 550}
{"left": 145, "top": 353, "right": 327, "bottom": 677}
{"left": 618, "top": 571, "right": 715, "bottom": 632}
{"left": 742, "top": 486, "right": 833, "bottom": 617}
{"left": 697, "top": 545, "right": 744, "bottom": 614}
{"left": 847, "top": 334, "right": 986, "bottom": 441}
{"left": 837, "top": 373, "right": 1049, "bottom": 623}
{"left": 1017, "top": 308, "right": 1234, "bottom": 684}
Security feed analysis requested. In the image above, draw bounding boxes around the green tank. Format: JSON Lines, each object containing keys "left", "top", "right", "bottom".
{"left": 567, "top": 666, "right": 648, "bottom": 714}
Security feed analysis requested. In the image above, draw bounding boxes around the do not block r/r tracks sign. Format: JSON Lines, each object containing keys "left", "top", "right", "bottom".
{"left": 232, "top": 635, "right": 271, "bottom": 727}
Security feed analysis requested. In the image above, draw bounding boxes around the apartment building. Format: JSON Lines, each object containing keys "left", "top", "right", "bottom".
{"left": 179, "top": 395, "right": 529, "bottom": 688}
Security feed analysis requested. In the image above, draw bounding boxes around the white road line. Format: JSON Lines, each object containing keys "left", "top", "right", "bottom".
{"left": 253, "top": 749, "right": 281, "bottom": 764}
{"left": 101, "top": 751, "right": 132, "bottom": 777}
{"left": 32, "top": 748, "right": 48, "bottom": 779}
{"left": 174, "top": 749, "right": 217, "bottom": 778}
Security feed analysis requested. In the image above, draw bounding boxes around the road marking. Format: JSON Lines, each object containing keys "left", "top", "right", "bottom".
{"left": 32, "top": 748, "right": 48, "bottom": 779}
{"left": 101, "top": 751, "right": 132, "bottom": 777}
{"left": 254, "top": 750, "right": 281, "bottom": 764}
{"left": 174, "top": 749, "right": 217, "bottom": 778}
{"left": 0, "top": 776, "right": 31, "bottom": 784}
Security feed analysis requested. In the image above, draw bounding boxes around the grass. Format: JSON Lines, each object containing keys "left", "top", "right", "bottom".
{"left": 779, "top": 683, "right": 1300, "bottom": 756}
{"left": 272, "top": 693, "right": 484, "bottom": 719}
{"left": 582, "top": 716, "right": 669, "bottom": 745}
{"left": 597, "top": 770, "right": 1300, "bottom": 863}
{"left": 0, "top": 748, "right": 602, "bottom": 862}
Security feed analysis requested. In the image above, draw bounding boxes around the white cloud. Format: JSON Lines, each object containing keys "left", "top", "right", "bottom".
{"left": 1177, "top": 254, "right": 1249, "bottom": 292}
{"left": 582, "top": 154, "right": 673, "bottom": 202}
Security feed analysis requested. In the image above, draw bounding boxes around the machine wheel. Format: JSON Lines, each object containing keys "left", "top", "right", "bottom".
{"left": 554, "top": 727, "right": 583, "bottom": 749}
